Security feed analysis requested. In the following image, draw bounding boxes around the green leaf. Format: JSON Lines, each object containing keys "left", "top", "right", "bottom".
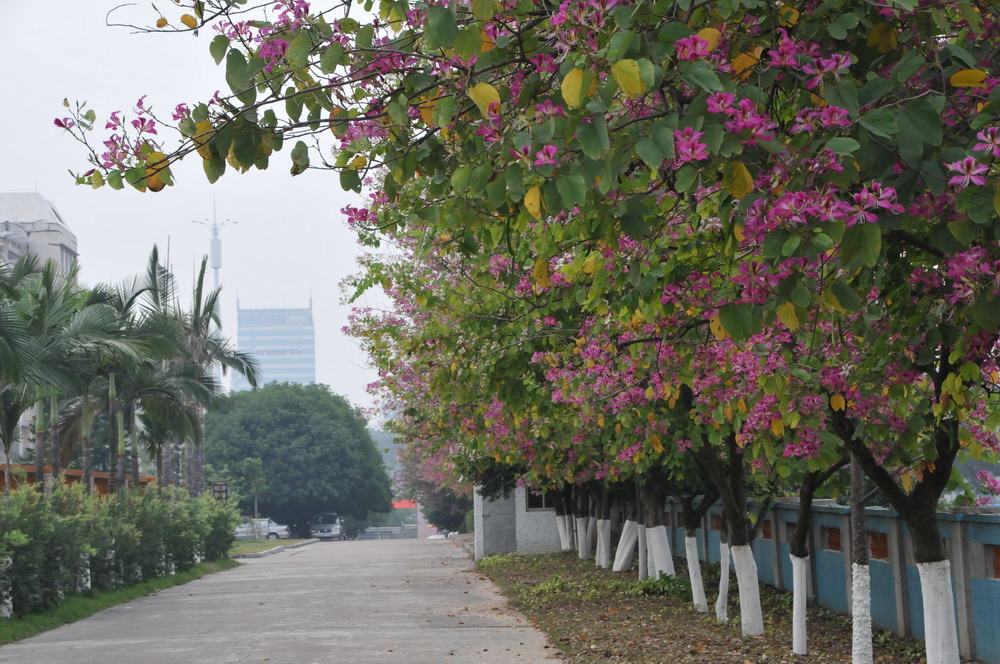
{"left": 825, "top": 137, "right": 860, "bottom": 155}
{"left": 290, "top": 140, "right": 310, "bottom": 176}
{"left": 356, "top": 24, "right": 375, "bottom": 48}
{"left": 556, "top": 173, "right": 588, "bottom": 208}
{"left": 203, "top": 157, "right": 226, "bottom": 184}
{"left": 471, "top": 0, "right": 500, "bottom": 21}
{"left": 858, "top": 222, "right": 881, "bottom": 267}
{"left": 107, "top": 170, "right": 124, "bottom": 190}
{"left": 454, "top": 28, "right": 481, "bottom": 60}
{"left": 831, "top": 282, "right": 863, "bottom": 312}
{"left": 577, "top": 118, "right": 610, "bottom": 159}
{"left": 340, "top": 168, "right": 362, "bottom": 192}
{"left": 860, "top": 108, "right": 899, "bottom": 138}
{"left": 320, "top": 42, "right": 346, "bottom": 73}
{"left": 904, "top": 99, "right": 944, "bottom": 146}
{"left": 652, "top": 125, "right": 675, "bottom": 159}
{"left": 434, "top": 95, "right": 457, "bottom": 127}
{"left": 210, "top": 35, "right": 229, "bottom": 65}
{"left": 675, "top": 165, "right": 697, "bottom": 192}
{"left": 424, "top": 6, "right": 457, "bottom": 50}
{"left": 825, "top": 79, "right": 859, "bottom": 118}
{"left": 620, "top": 211, "right": 649, "bottom": 240}
{"left": 451, "top": 164, "right": 472, "bottom": 194}
{"left": 681, "top": 61, "right": 723, "bottom": 92}
{"left": 226, "top": 50, "right": 250, "bottom": 97}
{"left": 718, "top": 302, "right": 763, "bottom": 343}
{"left": 286, "top": 33, "right": 312, "bottom": 70}
{"left": 827, "top": 22, "right": 847, "bottom": 39}
{"left": 635, "top": 138, "right": 663, "bottom": 169}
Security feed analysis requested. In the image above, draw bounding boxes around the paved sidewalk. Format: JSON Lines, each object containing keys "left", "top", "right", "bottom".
{"left": 0, "top": 539, "right": 561, "bottom": 664}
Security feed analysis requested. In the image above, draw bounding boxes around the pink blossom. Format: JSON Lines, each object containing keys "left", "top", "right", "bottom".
{"left": 972, "top": 127, "right": 1000, "bottom": 158}
{"left": 673, "top": 127, "right": 709, "bottom": 164}
{"left": 533, "top": 145, "right": 559, "bottom": 166}
{"left": 706, "top": 92, "right": 736, "bottom": 114}
{"left": 675, "top": 35, "right": 710, "bottom": 61}
{"left": 946, "top": 157, "right": 989, "bottom": 189}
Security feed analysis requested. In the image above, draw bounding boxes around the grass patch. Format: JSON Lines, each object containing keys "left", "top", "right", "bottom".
{"left": 0, "top": 558, "right": 239, "bottom": 646}
{"left": 229, "top": 538, "right": 310, "bottom": 556}
{"left": 478, "top": 551, "right": 968, "bottom": 663}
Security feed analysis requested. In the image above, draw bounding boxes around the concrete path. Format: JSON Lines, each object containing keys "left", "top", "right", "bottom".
{"left": 0, "top": 539, "right": 561, "bottom": 664}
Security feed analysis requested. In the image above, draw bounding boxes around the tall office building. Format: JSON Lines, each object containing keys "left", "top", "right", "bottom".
{"left": 231, "top": 301, "right": 316, "bottom": 391}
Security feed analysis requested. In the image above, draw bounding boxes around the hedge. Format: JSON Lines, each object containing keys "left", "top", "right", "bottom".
{"left": 0, "top": 484, "right": 240, "bottom": 618}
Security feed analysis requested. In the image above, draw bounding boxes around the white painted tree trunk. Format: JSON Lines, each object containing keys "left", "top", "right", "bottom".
{"left": 595, "top": 519, "right": 612, "bottom": 568}
{"left": 556, "top": 515, "right": 572, "bottom": 550}
{"left": 587, "top": 516, "right": 596, "bottom": 550}
{"left": 647, "top": 525, "right": 675, "bottom": 577}
{"left": 612, "top": 520, "right": 638, "bottom": 571}
{"left": 731, "top": 544, "right": 764, "bottom": 636}
{"left": 685, "top": 535, "right": 709, "bottom": 612}
{"left": 715, "top": 541, "right": 730, "bottom": 623}
{"left": 916, "top": 560, "right": 960, "bottom": 664}
{"left": 851, "top": 562, "right": 873, "bottom": 664}
{"left": 576, "top": 517, "right": 591, "bottom": 560}
{"left": 637, "top": 524, "right": 648, "bottom": 580}
{"left": 791, "top": 554, "right": 809, "bottom": 655}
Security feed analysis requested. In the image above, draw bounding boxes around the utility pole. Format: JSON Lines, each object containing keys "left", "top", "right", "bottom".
{"left": 192, "top": 202, "right": 236, "bottom": 290}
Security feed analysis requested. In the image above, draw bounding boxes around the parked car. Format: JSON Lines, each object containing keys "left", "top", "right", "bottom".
{"left": 234, "top": 518, "right": 290, "bottom": 540}
{"left": 309, "top": 513, "right": 344, "bottom": 540}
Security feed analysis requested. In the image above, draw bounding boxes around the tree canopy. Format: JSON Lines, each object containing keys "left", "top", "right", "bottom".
{"left": 204, "top": 382, "right": 393, "bottom": 526}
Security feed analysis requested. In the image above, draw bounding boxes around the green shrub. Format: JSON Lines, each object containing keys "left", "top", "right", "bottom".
{"left": 0, "top": 483, "right": 242, "bottom": 618}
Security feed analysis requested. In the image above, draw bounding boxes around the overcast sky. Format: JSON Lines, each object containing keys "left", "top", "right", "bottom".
{"left": 0, "top": 2, "right": 386, "bottom": 412}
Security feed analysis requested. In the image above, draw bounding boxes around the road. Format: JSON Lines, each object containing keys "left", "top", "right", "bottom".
{"left": 0, "top": 538, "right": 561, "bottom": 664}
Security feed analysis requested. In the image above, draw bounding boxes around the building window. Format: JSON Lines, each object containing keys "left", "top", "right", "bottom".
{"left": 821, "top": 526, "right": 842, "bottom": 552}
{"left": 526, "top": 489, "right": 555, "bottom": 511}
{"left": 711, "top": 514, "right": 722, "bottom": 531}
{"left": 991, "top": 545, "right": 1000, "bottom": 579}
{"left": 760, "top": 519, "right": 772, "bottom": 540}
{"left": 786, "top": 521, "right": 798, "bottom": 540}
{"left": 869, "top": 532, "right": 889, "bottom": 561}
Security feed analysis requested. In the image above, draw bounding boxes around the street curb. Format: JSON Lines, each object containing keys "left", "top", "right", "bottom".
{"left": 230, "top": 538, "right": 320, "bottom": 559}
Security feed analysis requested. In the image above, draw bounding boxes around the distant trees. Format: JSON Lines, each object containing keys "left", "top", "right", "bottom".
{"left": 204, "top": 383, "right": 393, "bottom": 529}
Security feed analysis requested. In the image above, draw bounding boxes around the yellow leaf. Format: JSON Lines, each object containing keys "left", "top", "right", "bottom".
{"left": 615, "top": 422, "right": 622, "bottom": 435}
{"left": 950, "top": 69, "right": 988, "bottom": 88}
{"left": 830, "top": 394, "right": 846, "bottom": 412}
{"left": 582, "top": 253, "right": 597, "bottom": 277}
{"left": 193, "top": 120, "right": 215, "bottom": 159}
{"left": 597, "top": 414, "right": 605, "bottom": 427}
{"left": 730, "top": 48, "right": 762, "bottom": 81}
{"left": 723, "top": 406, "right": 733, "bottom": 421}
{"left": 710, "top": 314, "right": 728, "bottom": 340}
{"left": 778, "top": 5, "right": 799, "bottom": 26}
{"left": 561, "top": 69, "right": 586, "bottom": 108}
{"left": 524, "top": 186, "right": 542, "bottom": 220}
{"left": 733, "top": 224, "right": 745, "bottom": 242}
{"left": 144, "top": 151, "right": 169, "bottom": 193}
{"left": 651, "top": 434, "right": 664, "bottom": 453}
{"left": 611, "top": 59, "right": 647, "bottom": 98}
{"left": 645, "top": 386, "right": 655, "bottom": 400}
{"left": 468, "top": 82, "right": 501, "bottom": 117}
{"left": 329, "top": 107, "right": 349, "bottom": 137}
{"left": 350, "top": 155, "right": 368, "bottom": 170}
{"left": 418, "top": 100, "right": 436, "bottom": 126}
{"left": 156, "top": 17, "right": 169, "bottom": 28}
{"left": 723, "top": 161, "right": 755, "bottom": 199}
{"left": 901, "top": 471, "right": 913, "bottom": 494}
{"left": 180, "top": 13, "right": 198, "bottom": 29}
{"left": 415, "top": 292, "right": 428, "bottom": 307}
{"left": 737, "top": 398, "right": 747, "bottom": 413}
{"left": 533, "top": 257, "right": 551, "bottom": 289}
{"left": 696, "top": 28, "right": 721, "bottom": 51}
{"left": 770, "top": 418, "right": 784, "bottom": 437}
{"left": 866, "top": 22, "right": 898, "bottom": 53}
{"left": 481, "top": 29, "right": 495, "bottom": 52}
{"left": 776, "top": 301, "right": 800, "bottom": 330}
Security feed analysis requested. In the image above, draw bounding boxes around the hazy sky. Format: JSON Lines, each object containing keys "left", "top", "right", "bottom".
{"left": 0, "top": 2, "right": 385, "bottom": 411}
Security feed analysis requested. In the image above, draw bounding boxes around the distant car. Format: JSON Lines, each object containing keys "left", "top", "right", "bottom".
{"left": 234, "top": 518, "right": 291, "bottom": 540}
{"left": 309, "top": 513, "right": 344, "bottom": 540}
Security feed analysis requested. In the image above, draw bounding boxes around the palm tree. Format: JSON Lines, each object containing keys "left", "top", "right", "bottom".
{"left": 179, "top": 257, "right": 259, "bottom": 495}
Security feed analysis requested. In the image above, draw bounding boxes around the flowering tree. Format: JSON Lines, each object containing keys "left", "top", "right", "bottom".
{"left": 61, "top": 0, "right": 1000, "bottom": 661}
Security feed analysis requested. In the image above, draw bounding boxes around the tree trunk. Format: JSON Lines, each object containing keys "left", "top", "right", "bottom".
{"left": 851, "top": 450, "right": 873, "bottom": 664}
{"left": 685, "top": 529, "right": 709, "bottom": 612}
{"left": 3, "top": 459, "right": 10, "bottom": 498}
{"left": 49, "top": 395, "right": 61, "bottom": 481}
{"left": 574, "top": 483, "right": 591, "bottom": 560}
{"left": 612, "top": 483, "right": 639, "bottom": 572}
{"left": 716, "top": 510, "right": 731, "bottom": 623}
{"left": 81, "top": 397, "right": 92, "bottom": 495}
{"left": 34, "top": 401, "right": 45, "bottom": 492}
{"left": 642, "top": 474, "right": 675, "bottom": 578}
{"left": 129, "top": 411, "right": 140, "bottom": 489}
{"left": 594, "top": 484, "right": 612, "bottom": 569}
